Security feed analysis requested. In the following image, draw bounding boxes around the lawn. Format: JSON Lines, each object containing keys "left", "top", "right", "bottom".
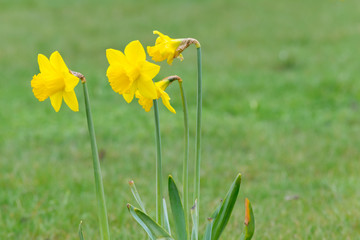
{"left": 1, "top": 0, "right": 360, "bottom": 239}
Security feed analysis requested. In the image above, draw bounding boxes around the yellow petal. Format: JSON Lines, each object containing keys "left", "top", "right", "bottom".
{"left": 153, "top": 31, "right": 171, "bottom": 44}
{"left": 64, "top": 73, "right": 79, "bottom": 92}
{"left": 166, "top": 55, "right": 174, "bottom": 65}
{"left": 49, "top": 51, "right": 69, "bottom": 73}
{"left": 160, "top": 91, "right": 176, "bottom": 114}
{"left": 38, "top": 54, "right": 55, "bottom": 75}
{"left": 141, "top": 61, "right": 160, "bottom": 80}
{"left": 63, "top": 90, "right": 79, "bottom": 112}
{"left": 125, "top": 40, "right": 146, "bottom": 63}
{"left": 49, "top": 91, "right": 63, "bottom": 112}
{"left": 106, "top": 48, "right": 127, "bottom": 65}
{"left": 137, "top": 77, "right": 157, "bottom": 100}
{"left": 123, "top": 84, "right": 136, "bottom": 103}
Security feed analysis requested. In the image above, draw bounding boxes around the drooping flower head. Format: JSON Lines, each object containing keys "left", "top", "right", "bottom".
{"left": 147, "top": 31, "right": 200, "bottom": 65}
{"left": 106, "top": 40, "right": 160, "bottom": 103}
{"left": 31, "top": 51, "right": 79, "bottom": 112}
{"left": 135, "top": 76, "right": 177, "bottom": 114}
{"left": 147, "top": 31, "right": 183, "bottom": 65}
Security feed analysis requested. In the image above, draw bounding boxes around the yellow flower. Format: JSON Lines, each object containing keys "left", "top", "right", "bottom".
{"left": 136, "top": 78, "right": 176, "bottom": 114}
{"left": 147, "top": 31, "right": 184, "bottom": 65}
{"left": 106, "top": 40, "right": 160, "bottom": 103}
{"left": 31, "top": 51, "right": 79, "bottom": 112}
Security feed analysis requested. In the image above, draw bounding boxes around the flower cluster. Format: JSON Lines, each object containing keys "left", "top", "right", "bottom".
{"left": 31, "top": 31, "right": 189, "bottom": 114}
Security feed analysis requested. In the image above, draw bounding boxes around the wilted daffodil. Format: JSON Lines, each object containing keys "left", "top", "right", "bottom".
{"left": 135, "top": 77, "right": 176, "bottom": 114}
{"left": 106, "top": 40, "right": 160, "bottom": 103}
{"left": 31, "top": 51, "right": 79, "bottom": 112}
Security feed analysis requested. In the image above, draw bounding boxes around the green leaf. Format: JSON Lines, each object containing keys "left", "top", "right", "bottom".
{"left": 211, "top": 173, "right": 242, "bottom": 240}
{"left": 129, "top": 180, "right": 147, "bottom": 213}
{"left": 204, "top": 218, "right": 214, "bottom": 240}
{"left": 127, "top": 204, "right": 173, "bottom": 240}
{"left": 240, "top": 198, "right": 255, "bottom": 240}
{"left": 168, "top": 175, "right": 187, "bottom": 240}
{"left": 78, "top": 221, "right": 85, "bottom": 240}
{"left": 162, "top": 198, "right": 172, "bottom": 235}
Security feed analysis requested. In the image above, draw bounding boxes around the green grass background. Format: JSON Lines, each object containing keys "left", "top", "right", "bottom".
{"left": 1, "top": 0, "right": 360, "bottom": 239}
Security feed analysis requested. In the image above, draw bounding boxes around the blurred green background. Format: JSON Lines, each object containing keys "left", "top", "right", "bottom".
{"left": 1, "top": 0, "right": 360, "bottom": 239}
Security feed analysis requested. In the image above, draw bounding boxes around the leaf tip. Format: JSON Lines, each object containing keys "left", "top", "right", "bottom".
{"left": 236, "top": 173, "right": 242, "bottom": 183}
{"left": 244, "top": 198, "right": 250, "bottom": 226}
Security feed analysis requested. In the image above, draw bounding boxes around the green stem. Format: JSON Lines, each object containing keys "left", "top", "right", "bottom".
{"left": 179, "top": 80, "right": 189, "bottom": 236}
{"left": 82, "top": 82, "right": 110, "bottom": 240}
{"left": 153, "top": 99, "right": 163, "bottom": 225}
{"left": 194, "top": 46, "right": 202, "bottom": 240}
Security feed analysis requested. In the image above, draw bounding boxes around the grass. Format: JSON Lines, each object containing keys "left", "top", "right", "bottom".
{"left": 1, "top": 0, "right": 360, "bottom": 239}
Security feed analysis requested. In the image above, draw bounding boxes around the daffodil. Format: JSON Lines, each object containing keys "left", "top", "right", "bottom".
{"left": 135, "top": 78, "right": 176, "bottom": 114}
{"left": 31, "top": 51, "right": 79, "bottom": 112}
{"left": 106, "top": 40, "right": 160, "bottom": 103}
{"left": 147, "top": 31, "right": 184, "bottom": 65}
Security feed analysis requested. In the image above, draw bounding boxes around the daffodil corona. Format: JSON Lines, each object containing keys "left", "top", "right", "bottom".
{"left": 31, "top": 51, "right": 79, "bottom": 112}
{"left": 136, "top": 78, "right": 176, "bottom": 114}
{"left": 106, "top": 40, "right": 160, "bottom": 103}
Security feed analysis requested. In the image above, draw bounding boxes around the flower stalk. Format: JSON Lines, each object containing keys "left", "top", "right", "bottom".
{"left": 194, "top": 45, "right": 202, "bottom": 240}
{"left": 153, "top": 99, "right": 163, "bottom": 225}
{"left": 77, "top": 72, "right": 110, "bottom": 240}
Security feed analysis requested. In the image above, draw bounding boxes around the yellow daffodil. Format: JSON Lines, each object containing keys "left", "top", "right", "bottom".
{"left": 106, "top": 40, "right": 160, "bottom": 103}
{"left": 147, "top": 31, "right": 184, "bottom": 65}
{"left": 136, "top": 78, "right": 176, "bottom": 114}
{"left": 31, "top": 51, "right": 79, "bottom": 112}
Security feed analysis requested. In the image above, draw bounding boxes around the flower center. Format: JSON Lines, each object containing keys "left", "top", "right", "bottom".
{"left": 127, "top": 64, "right": 141, "bottom": 81}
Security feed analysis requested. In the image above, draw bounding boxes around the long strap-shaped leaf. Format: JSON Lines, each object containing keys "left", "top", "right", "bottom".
{"left": 127, "top": 204, "right": 173, "bottom": 240}
{"left": 211, "top": 173, "right": 241, "bottom": 240}
{"left": 129, "top": 180, "right": 147, "bottom": 213}
{"left": 168, "top": 176, "right": 187, "bottom": 240}
{"left": 239, "top": 198, "right": 255, "bottom": 240}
